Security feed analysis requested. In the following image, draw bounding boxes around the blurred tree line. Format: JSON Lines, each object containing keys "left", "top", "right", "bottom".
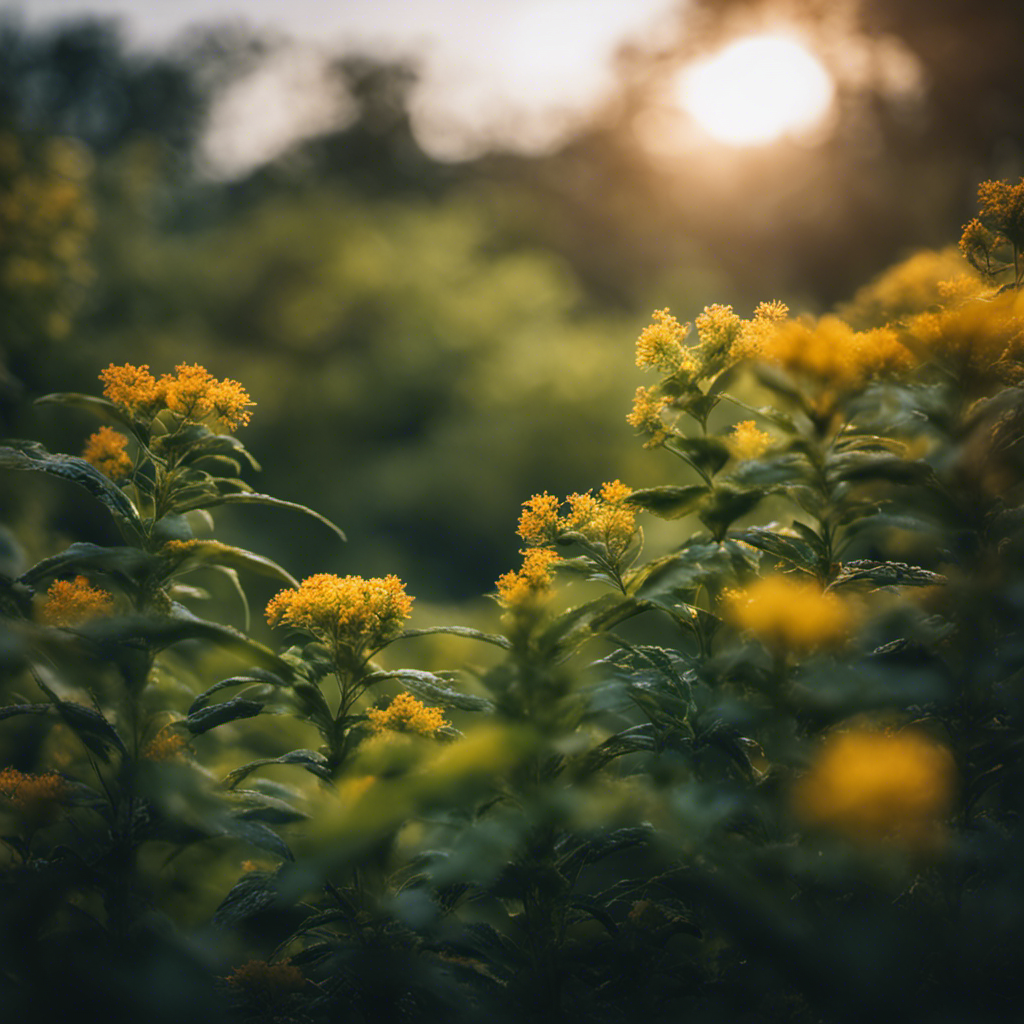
{"left": 1, "top": 0, "right": 1022, "bottom": 600}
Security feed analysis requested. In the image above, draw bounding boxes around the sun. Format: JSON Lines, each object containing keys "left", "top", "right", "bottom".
{"left": 676, "top": 33, "right": 835, "bottom": 147}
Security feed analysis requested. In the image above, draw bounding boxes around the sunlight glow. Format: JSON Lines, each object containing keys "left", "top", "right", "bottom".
{"left": 677, "top": 34, "right": 835, "bottom": 146}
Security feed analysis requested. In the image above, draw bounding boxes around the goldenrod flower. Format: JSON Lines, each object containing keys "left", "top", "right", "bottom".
{"left": 752, "top": 300, "right": 789, "bottom": 323}
{"left": 99, "top": 362, "right": 254, "bottom": 431}
{"left": 635, "top": 308, "right": 694, "bottom": 374}
{"left": 226, "top": 959, "right": 305, "bottom": 994}
{"left": 515, "top": 483, "right": 638, "bottom": 561}
{"left": 0, "top": 767, "right": 67, "bottom": 827}
{"left": 496, "top": 547, "right": 560, "bottom": 608}
{"left": 39, "top": 575, "right": 114, "bottom": 627}
{"left": 265, "top": 573, "right": 414, "bottom": 656}
{"left": 695, "top": 303, "right": 743, "bottom": 356}
{"left": 82, "top": 426, "right": 132, "bottom": 480}
{"left": 977, "top": 177, "right": 1024, "bottom": 246}
{"left": 792, "top": 728, "right": 956, "bottom": 849}
{"left": 141, "top": 727, "right": 188, "bottom": 762}
{"left": 724, "top": 575, "right": 853, "bottom": 652}
{"left": 516, "top": 492, "right": 561, "bottom": 547}
{"left": 99, "top": 362, "right": 162, "bottom": 414}
{"left": 728, "top": 420, "right": 772, "bottom": 461}
{"left": 367, "top": 692, "right": 448, "bottom": 736}
{"left": 626, "top": 386, "right": 668, "bottom": 446}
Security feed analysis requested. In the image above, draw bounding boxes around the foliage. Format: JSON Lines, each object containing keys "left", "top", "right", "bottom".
{"left": 5, "top": 178, "right": 1024, "bottom": 1024}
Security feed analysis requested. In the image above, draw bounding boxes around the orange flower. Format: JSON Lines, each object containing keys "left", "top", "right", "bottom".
{"left": 39, "top": 575, "right": 113, "bottom": 626}
{"left": 82, "top": 426, "right": 132, "bottom": 479}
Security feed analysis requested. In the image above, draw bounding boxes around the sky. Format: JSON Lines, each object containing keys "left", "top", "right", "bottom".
{"left": 5, "top": 0, "right": 687, "bottom": 171}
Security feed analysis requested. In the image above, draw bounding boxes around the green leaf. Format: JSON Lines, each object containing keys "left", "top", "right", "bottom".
{"left": 625, "top": 485, "right": 709, "bottom": 520}
{"left": 699, "top": 485, "right": 763, "bottom": 541}
{"left": 177, "top": 491, "right": 345, "bottom": 542}
{"left": 189, "top": 670, "right": 290, "bottom": 716}
{"left": 0, "top": 701, "right": 126, "bottom": 758}
{"left": 223, "top": 749, "right": 331, "bottom": 789}
{"left": 35, "top": 393, "right": 139, "bottom": 435}
{"left": 166, "top": 540, "right": 299, "bottom": 588}
{"left": 0, "top": 441, "right": 143, "bottom": 538}
{"left": 186, "top": 696, "right": 265, "bottom": 734}
{"left": 77, "top": 605, "right": 290, "bottom": 672}
{"left": 731, "top": 526, "right": 819, "bottom": 572}
{"left": 366, "top": 669, "right": 495, "bottom": 712}
{"left": 380, "top": 625, "right": 511, "bottom": 651}
{"left": 829, "top": 560, "right": 946, "bottom": 589}
{"left": 19, "top": 542, "right": 157, "bottom": 589}
{"left": 664, "top": 436, "right": 731, "bottom": 476}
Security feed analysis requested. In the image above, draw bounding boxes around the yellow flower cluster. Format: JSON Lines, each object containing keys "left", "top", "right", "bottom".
{"left": 792, "top": 729, "right": 956, "bottom": 849}
{"left": 736, "top": 315, "right": 914, "bottom": 398}
{"left": 141, "top": 728, "right": 188, "bottom": 762}
{"left": 977, "top": 177, "right": 1024, "bottom": 246}
{"left": 265, "top": 573, "right": 414, "bottom": 655}
{"left": 496, "top": 547, "right": 561, "bottom": 608}
{"left": 0, "top": 767, "right": 68, "bottom": 825}
{"left": 906, "top": 297, "right": 1024, "bottom": 383}
{"left": 728, "top": 420, "right": 773, "bottom": 461}
{"left": 99, "top": 362, "right": 254, "bottom": 431}
{"left": 82, "top": 426, "right": 132, "bottom": 480}
{"left": 226, "top": 959, "right": 305, "bottom": 994}
{"left": 724, "top": 575, "right": 853, "bottom": 652}
{"left": 39, "top": 576, "right": 114, "bottom": 627}
{"left": 635, "top": 308, "right": 696, "bottom": 374}
{"left": 626, "top": 386, "right": 669, "bottom": 447}
{"left": 367, "top": 692, "right": 449, "bottom": 736}
{"left": 516, "top": 482, "right": 638, "bottom": 557}
{"left": 695, "top": 303, "right": 744, "bottom": 355}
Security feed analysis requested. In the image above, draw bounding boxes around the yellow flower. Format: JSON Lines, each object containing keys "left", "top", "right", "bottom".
{"left": 728, "top": 420, "right": 772, "bottom": 461}
{"left": 725, "top": 575, "right": 852, "bottom": 652}
{"left": 496, "top": 547, "right": 560, "bottom": 608}
{"left": 265, "top": 573, "right": 414, "bottom": 655}
{"left": 635, "top": 308, "right": 694, "bottom": 373}
{"left": 695, "top": 303, "right": 744, "bottom": 356}
{"left": 39, "top": 576, "right": 114, "bottom": 627}
{"left": 0, "top": 767, "right": 68, "bottom": 829}
{"left": 517, "top": 492, "right": 561, "bottom": 547}
{"left": 515, "top": 483, "right": 638, "bottom": 560}
{"left": 626, "top": 386, "right": 668, "bottom": 446}
{"left": 159, "top": 364, "right": 254, "bottom": 430}
{"left": 977, "top": 177, "right": 1024, "bottom": 246}
{"left": 99, "top": 362, "right": 162, "bottom": 415}
{"left": 141, "top": 727, "right": 188, "bottom": 762}
{"left": 367, "top": 692, "right": 449, "bottom": 736}
{"left": 82, "top": 426, "right": 132, "bottom": 480}
{"left": 792, "top": 728, "right": 956, "bottom": 849}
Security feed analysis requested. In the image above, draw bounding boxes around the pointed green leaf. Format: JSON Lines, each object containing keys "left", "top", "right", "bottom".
{"left": 0, "top": 441, "right": 143, "bottom": 538}
{"left": 177, "top": 491, "right": 345, "bottom": 542}
{"left": 625, "top": 485, "right": 709, "bottom": 520}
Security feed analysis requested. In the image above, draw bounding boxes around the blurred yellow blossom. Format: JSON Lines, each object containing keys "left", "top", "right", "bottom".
{"left": 792, "top": 728, "right": 956, "bottom": 849}
{"left": 141, "top": 727, "right": 188, "bottom": 762}
{"left": 82, "top": 426, "right": 132, "bottom": 480}
{"left": 728, "top": 420, "right": 773, "bottom": 461}
{"left": 266, "top": 573, "right": 413, "bottom": 656}
{"left": 39, "top": 576, "right": 114, "bottom": 627}
{"left": 367, "top": 692, "right": 448, "bottom": 736}
{"left": 0, "top": 767, "right": 68, "bottom": 827}
{"left": 635, "top": 308, "right": 695, "bottom": 374}
{"left": 496, "top": 547, "right": 560, "bottom": 608}
{"left": 724, "top": 575, "right": 853, "bottom": 652}
{"left": 626, "top": 386, "right": 669, "bottom": 446}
